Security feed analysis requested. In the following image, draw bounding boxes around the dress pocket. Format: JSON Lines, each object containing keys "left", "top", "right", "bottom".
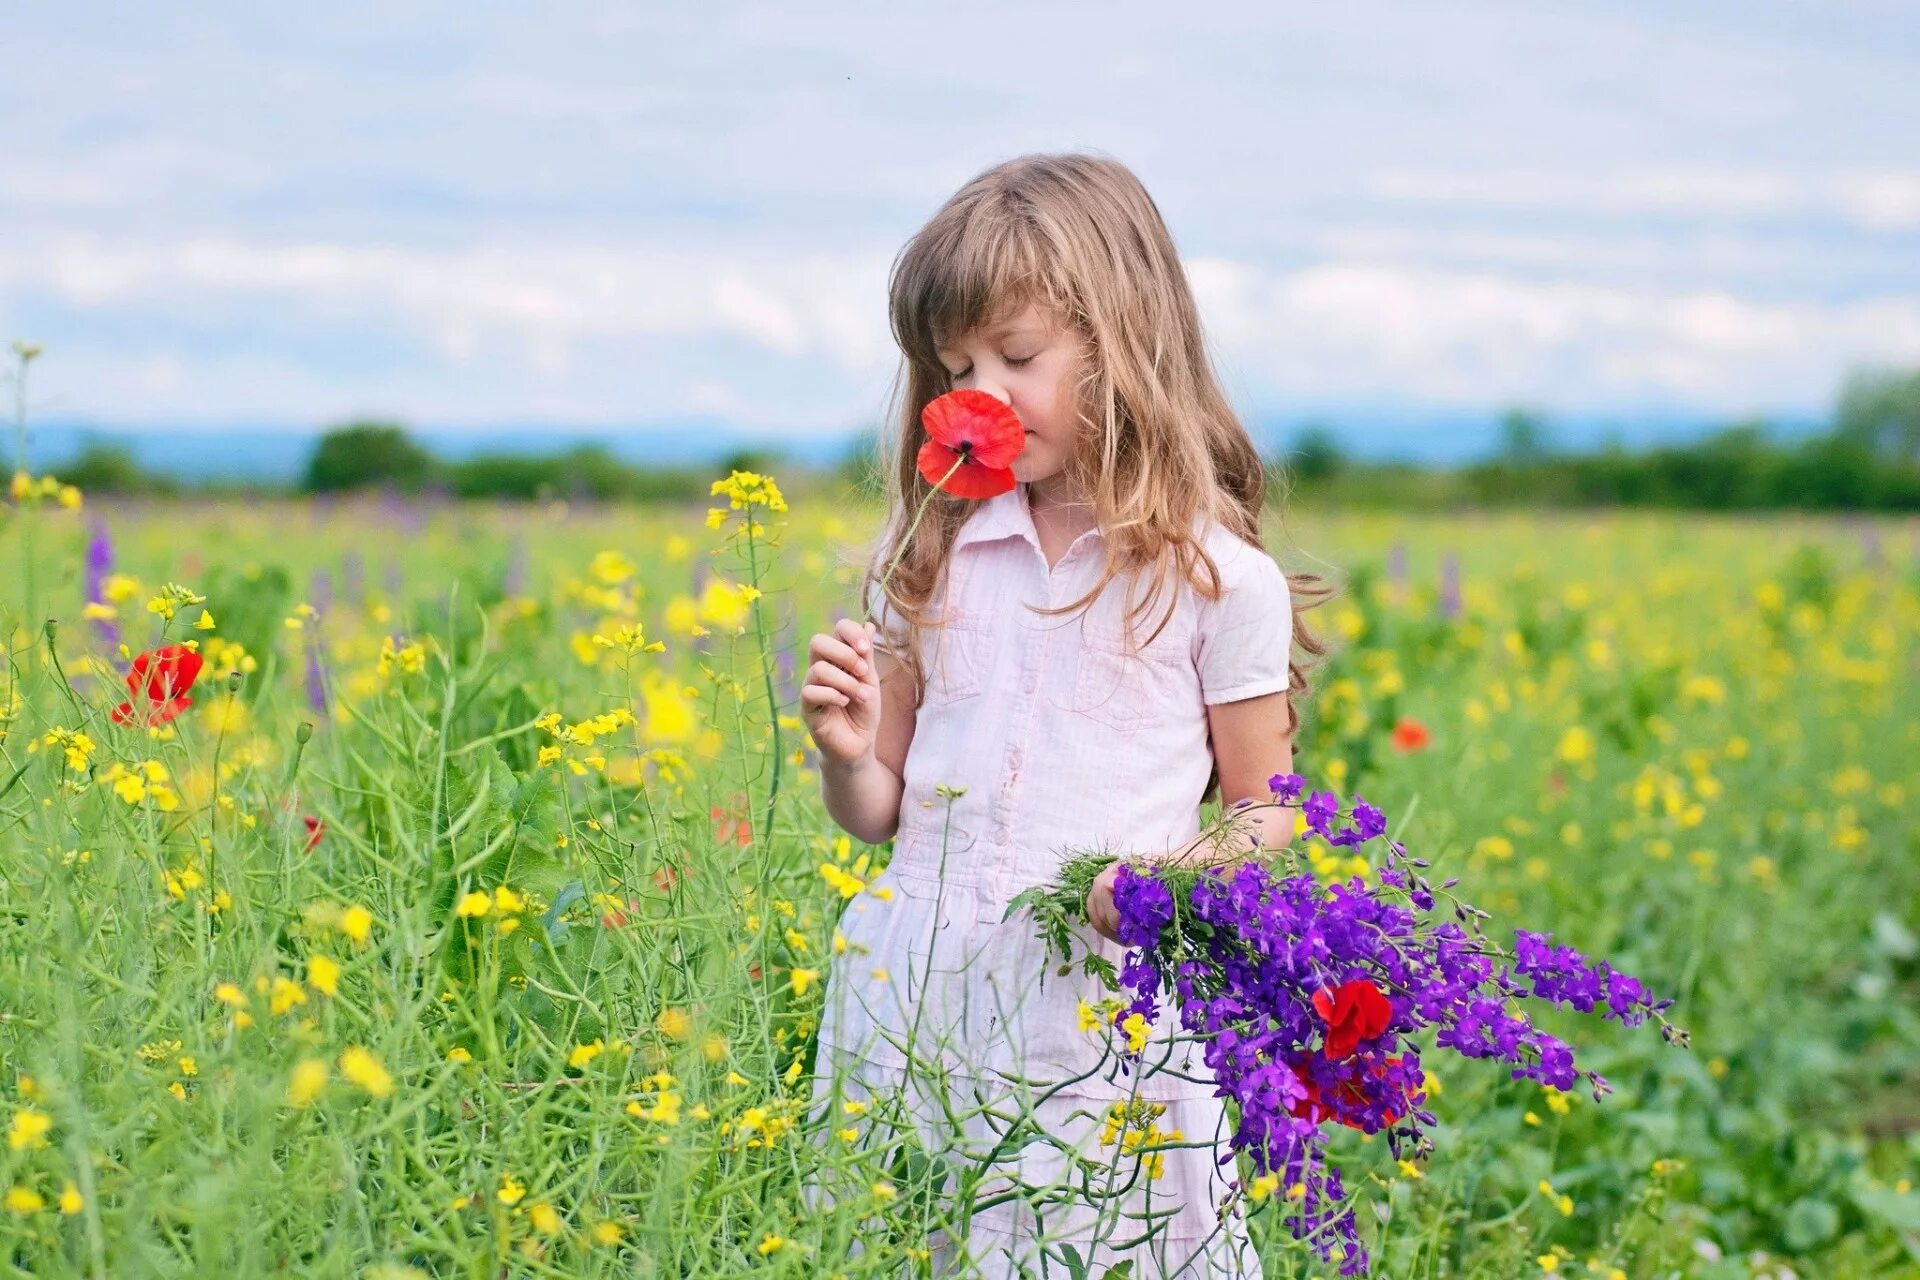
{"left": 1069, "top": 624, "right": 1181, "bottom": 733}
{"left": 923, "top": 614, "right": 994, "bottom": 704}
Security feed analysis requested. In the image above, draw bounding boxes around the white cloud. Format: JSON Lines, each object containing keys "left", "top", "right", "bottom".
{"left": 1364, "top": 167, "right": 1920, "bottom": 232}
{"left": 1191, "top": 258, "right": 1920, "bottom": 414}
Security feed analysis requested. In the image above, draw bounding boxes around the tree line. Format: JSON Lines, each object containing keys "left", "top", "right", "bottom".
{"left": 46, "top": 364, "right": 1920, "bottom": 512}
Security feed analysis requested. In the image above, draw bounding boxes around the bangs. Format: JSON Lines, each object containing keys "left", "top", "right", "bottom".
{"left": 892, "top": 210, "right": 1065, "bottom": 372}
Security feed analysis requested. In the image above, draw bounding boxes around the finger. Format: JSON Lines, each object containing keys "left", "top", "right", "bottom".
{"left": 808, "top": 659, "right": 869, "bottom": 702}
{"left": 810, "top": 632, "right": 870, "bottom": 680}
{"left": 800, "top": 682, "right": 852, "bottom": 711}
{"left": 835, "top": 616, "right": 873, "bottom": 656}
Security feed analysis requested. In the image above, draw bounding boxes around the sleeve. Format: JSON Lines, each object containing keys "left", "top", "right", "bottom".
{"left": 1194, "top": 541, "right": 1294, "bottom": 705}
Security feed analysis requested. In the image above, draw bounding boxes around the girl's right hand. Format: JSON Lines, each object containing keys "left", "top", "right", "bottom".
{"left": 800, "top": 618, "right": 882, "bottom": 766}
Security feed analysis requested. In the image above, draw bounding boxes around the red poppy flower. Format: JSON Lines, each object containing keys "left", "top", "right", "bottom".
{"left": 1390, "top": 717, "right": 1431, "bottom": 752}
{"left": 110, "top": 644, "right": 204, "bottom": 727}
{"left": 303, "top": 816, "right": 324, "bottom": 852}
{"left": 1312, "top": 978, "right": 1393, "bottom": 1060}
{"left": 1286, "top": 1051, "right": 1413, "bottom": 1130}
{"left": 601, "top": 897, "right": 639, "bottom": 928}
{"left": 711, "top": 802, "right": 754, "bottom": 847}
{"left": 916, "top": 389, "right": 1026, "bottom": 499}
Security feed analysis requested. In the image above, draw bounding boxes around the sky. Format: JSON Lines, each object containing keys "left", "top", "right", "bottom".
{"left": 3, "top": 2, "right": 1919, "bottom": 462}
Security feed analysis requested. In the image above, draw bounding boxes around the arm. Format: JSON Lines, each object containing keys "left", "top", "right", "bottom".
{"left": 1084, "top": 688, "right": 1297, "bottom": 941}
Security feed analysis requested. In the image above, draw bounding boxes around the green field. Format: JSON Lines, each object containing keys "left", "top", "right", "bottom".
{"left": 1, "top": 481, "right": 1916, "bottom": 1278}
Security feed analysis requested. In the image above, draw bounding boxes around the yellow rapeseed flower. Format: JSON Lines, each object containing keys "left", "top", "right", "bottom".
{"left": 287, "top": 1059, "right": 329, "bottom": 1107}
{"left": 338, "top": 1047, "right": 394, "bottom": 1099}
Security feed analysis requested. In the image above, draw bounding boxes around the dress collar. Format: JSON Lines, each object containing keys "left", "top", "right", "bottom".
{"left": 952, "top": 480, "right": 1107, "bottom": 556}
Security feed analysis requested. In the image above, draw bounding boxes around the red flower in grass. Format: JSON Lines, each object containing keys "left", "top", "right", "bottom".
{"left": 1312, "top": 978, "right": 1393, "bottom": 1060}
{"left": 710, "top": 804, "right": 752, "bottom": 848}
{"left": 110, "top": 644, "right": 204, "bottom": 727}
{"left": 916, "top": 389, "right": 1026, "bottom": 499}
{"left": 1390, "top": 717, "right": 1431, "bottom": 752}
{"left": 303, "top": 816, "right": 324, "bottom": 852}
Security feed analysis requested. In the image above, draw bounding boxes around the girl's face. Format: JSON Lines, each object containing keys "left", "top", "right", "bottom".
{"left": 935, "top": 301, "right": 1083, "bottom": 491}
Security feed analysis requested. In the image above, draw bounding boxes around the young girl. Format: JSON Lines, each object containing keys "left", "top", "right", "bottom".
{"left": 801, "top": 152, "right": 1327, "bottom": 1278}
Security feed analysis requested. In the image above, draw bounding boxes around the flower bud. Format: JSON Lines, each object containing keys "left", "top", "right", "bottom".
{"left": 296, "top": 722, "right": 314, "bottom": 745}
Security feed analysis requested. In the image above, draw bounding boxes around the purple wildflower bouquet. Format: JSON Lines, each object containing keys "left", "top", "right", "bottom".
{"left": 1004, "top": 773, "right": 1690, "bottom": 1277}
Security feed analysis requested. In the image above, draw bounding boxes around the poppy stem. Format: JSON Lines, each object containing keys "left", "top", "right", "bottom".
{"left": 874, "top": 453, "right": 966, "bottom": 601}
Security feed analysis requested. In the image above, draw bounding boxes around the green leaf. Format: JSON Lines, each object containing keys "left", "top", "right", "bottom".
{"left": 1781, "top": 1196, "right": 1840, "bottom": 1251}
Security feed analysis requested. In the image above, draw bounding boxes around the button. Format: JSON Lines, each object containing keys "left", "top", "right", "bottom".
{"left": 993, "top": 824, "right": 1012, "bottom": 843}
{"left": 1022, "top": 674, "right": 1038, "bottom": 694}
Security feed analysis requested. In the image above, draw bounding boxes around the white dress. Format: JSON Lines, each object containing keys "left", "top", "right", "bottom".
{"left": 807, "top": 483, "right": 1295, "bottom": 1278}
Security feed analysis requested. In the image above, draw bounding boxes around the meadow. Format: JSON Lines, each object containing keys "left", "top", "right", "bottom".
{"left": 0, "top": 474, "right": 1916, "bottom": 1279}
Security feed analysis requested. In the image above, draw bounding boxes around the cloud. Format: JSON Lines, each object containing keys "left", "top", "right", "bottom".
{"left": 1190, "top": 258, "right": 1920, "bottom": 414}
{"left": 1363, "top": 167, "right": 1920, "bottom": 232}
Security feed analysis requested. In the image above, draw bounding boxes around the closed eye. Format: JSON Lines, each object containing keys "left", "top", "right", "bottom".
{"left": 950, "top": 355, "right": 1034, "bottom": 380}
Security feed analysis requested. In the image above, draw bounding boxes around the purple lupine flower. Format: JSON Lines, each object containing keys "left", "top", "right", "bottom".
{"left": 304, "top": 638, "right": 328, "bottom": 715}
{"left": 85, "top": 516, "right": 119, "bottom": 649}
{"left": 309, "top": 567, "right": 333, "bottom": 617}
{"left": 502, "top": 532, "right": 530, "bottom": 597}
{"left": 1438, "top": 552, "right": 1462, "bottom": 620}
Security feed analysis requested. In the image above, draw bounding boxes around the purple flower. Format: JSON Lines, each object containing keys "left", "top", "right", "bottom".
{"left": 1268, "top": 772, "right": 1306, "bottom": 802}
{"left": 1302, "top": 789, "right": 1340, "bottom": 836}
{"left": 1034, "top": 781, "right": 1685, "bottom": 1278}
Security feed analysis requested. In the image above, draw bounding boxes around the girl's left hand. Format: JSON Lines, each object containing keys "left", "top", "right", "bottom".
{"left": 1085, "top": 861, "right": 1124, "bottom": 944}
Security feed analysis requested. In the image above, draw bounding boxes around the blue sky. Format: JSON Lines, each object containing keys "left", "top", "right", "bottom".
{"left": 3, "top": 2, "right": 1918, "bottom": 459}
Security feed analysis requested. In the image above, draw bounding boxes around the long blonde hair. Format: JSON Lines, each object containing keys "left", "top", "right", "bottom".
{"left": 858, "top": 150, "right": 1334, "bottom": 774}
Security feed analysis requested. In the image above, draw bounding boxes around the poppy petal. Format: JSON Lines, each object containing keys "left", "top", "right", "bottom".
{"left": 920, "top": 390, "right": 1026, "bottom": 470}
{"left": 915, "top": 441, "right": 1016, "bottom": 499}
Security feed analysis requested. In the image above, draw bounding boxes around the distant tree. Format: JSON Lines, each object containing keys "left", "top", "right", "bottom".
{"left": 1287, "top": 423, "right": 1347, "bottom": 482}
{"left": 1835, "top": 365, "right": 1920, "bottom": 464}
{"left": 59, "top": 440, "right": 150, "bottom": 493}
{"left": 717, "top": 446, "right": 785, "bottom": 479}
{"left": 304, "top": 421, "right": 435, "bottom": 493}
{"left": 1497, "top": 407, "right": 1553, "bottom": 464}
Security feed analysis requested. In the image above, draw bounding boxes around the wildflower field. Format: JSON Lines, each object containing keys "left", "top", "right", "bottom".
{"left": 1, "top": 473, "right": 1917, "bottom": 1279}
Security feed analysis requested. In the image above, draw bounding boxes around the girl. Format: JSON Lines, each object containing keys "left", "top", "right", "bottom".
{"left": 801, "top": 152, "right": 1329, "bottom": 1278}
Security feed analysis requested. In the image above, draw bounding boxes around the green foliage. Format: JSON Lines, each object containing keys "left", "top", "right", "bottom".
{"left": 304, "top": 421, "right": 437, "bottom": 493}
{"left": 58, "top": 440, "right": 159, "bottom": 494}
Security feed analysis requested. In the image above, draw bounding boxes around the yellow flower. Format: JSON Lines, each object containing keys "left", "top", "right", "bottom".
{"left": 788, "top": 967, "right": 819, "bottom": 997}
{"left": 657, "top": 1007, "right": 692, "bottom": 1040}
{"left": 568, "top": 1040, "right": 604, "bottom": 1069}
{"left": 307, "top": 954, "right": 342, "bottom": 998}
{"left": 497, "top": 1173, "right": 525, "bottom": 1206}
{"left": 287, "top": 1059, "right": 329, "bottom": 1107}
{"left": 455, "top": 891, "right": 492, "bottom": 918}
{"left": 7, "top": 1108, "right": 52, "bottom": 1151}
{"left": 1119, "top": 1012, "right": 1150, "bottom": 1054}
{"left": 756, "top": 1234, "right": 786, "bottom": 1256}
{"left": 269, "top": 976, "right": 307, "bottom": 1015}
{"left": 57, "top": 1181, "right": 82, "bottom": 1215}
{"left": 339, "top": 904, "right": 374, "bottom": 945}
{"left": 493, "top": 885, "right": 526, "bottom": 913}
{"left": 5, "top": 1186, "right": 44, "bottom": 1215}
{"left": 592, "top": 1220, "right": 625, "bottom": 1246}
{"left": 528, "top": 1202, "right": 562, "bottom": 1235}
{"left": 338, "top": 1047, "right": 394, "bottom": 1099}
